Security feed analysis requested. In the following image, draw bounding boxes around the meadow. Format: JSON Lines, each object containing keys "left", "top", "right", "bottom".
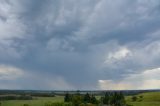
{"left": 0, "top": 92, "right": 160, "bottom": 106}
{"left": 126, "top": 92, "right": 160, "bottom": 106}
{"left": 0, "top": 96, "right": 64, "bottom": 106}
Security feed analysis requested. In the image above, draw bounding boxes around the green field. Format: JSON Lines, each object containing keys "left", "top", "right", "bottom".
{"left": 126, "top": 92, "right": 160, "bottom": 106}
{"left": 0, "top": 96, "right": 64, "bottom": 106}
{"left": 1, "top": 92, "right": 160, "bottom": 106}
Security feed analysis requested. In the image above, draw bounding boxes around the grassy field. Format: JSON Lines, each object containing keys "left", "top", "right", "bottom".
{"left": 1, "top": 92, "right": 160, "bottom": 106}
{"left": 126, "top": 92, "right": 160, "bottom": 106}
{"left": 0, "top": 96, "right": 64, "bottom": 106}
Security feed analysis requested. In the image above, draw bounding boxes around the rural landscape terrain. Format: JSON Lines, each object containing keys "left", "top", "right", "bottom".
{"left": 0, "top": 90, "right": 160, "bottom": 106}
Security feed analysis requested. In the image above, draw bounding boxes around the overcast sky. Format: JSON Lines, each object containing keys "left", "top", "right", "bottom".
{"left": 0, "top": 0, "right": 160, "bottom": 90}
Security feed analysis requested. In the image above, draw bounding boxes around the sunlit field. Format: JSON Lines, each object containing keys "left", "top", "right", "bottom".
{"left": 126, "top": 92, "right": 160, "bottom": 106}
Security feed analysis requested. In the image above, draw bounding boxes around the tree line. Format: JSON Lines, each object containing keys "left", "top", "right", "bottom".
{"left": 0, "top": 95, "right": 32, "bottom": 100}
{"left": 64, "top": 91, "right": 126, "bottom": 106}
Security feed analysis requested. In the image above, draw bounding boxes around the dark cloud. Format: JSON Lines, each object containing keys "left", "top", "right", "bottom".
{"left": 0, "top": 0, "right": 160, "bottom": 90}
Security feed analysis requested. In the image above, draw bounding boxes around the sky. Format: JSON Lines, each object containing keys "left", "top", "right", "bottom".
{"left": 0, "top": 0, "right": 160, "bottom": 90}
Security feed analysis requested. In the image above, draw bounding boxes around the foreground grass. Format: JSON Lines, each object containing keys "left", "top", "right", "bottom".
{"left": 127, "top": 102, "right": 160, "bottom": 106}
{"left": 126, "top": 92, "right": 160, "bottom": 106}
{"left": 0, "top": 96, "right": 64, "bottom": 106}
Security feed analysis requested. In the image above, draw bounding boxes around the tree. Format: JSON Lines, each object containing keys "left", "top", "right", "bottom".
{"left": 118, "top": 92, "right": 126, "bottom": 106}
{"left": 103, "top": 92, "right": 110, "bottom": 105}
{"left": 90, "top": 95, "right": 98, "bottom": 104}
{"left": 110, "top": 92, "right": 118, "bottom": 105}
{"left": 64, "top": 93, "right": 72, "bottom": 102}
{"left": 83, "top": 93, "right": 91, "bottom": 103}
{"left": 110, "top": 92, "right": 126, "bottom": 106}
{"left": 72, "top": 94, "right": 82, "bottom": 106}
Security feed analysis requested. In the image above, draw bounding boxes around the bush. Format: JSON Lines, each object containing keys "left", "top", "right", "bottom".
{"left": 23, "top": 104, "right": 29, "bottom": 106}
{"left": 139, "top": 95, "right": 143, "bottom": 99}
{"left": 131, "top": 96, "right": 137, "bottom": 102}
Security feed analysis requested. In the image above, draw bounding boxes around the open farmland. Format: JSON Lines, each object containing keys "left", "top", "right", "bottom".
{"left": 0, "top": 91, "right": 160, "bottom": 106}
{"left": 126, "top": 92, "right": 160, "bottom": 106}
{"left": 0, "top": 96, "right": 64, "bottom": 106}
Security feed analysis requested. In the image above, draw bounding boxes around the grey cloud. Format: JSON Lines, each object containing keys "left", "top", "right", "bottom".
{"left": 0, "top": 0, "right": 160, "bottom": 89}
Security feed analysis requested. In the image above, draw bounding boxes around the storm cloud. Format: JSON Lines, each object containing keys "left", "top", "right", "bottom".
{"left": 0, "top": 0, "right": 160, "bottom": 90}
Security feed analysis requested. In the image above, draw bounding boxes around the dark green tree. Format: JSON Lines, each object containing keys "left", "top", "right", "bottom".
{"left": 83, "top": 93, "right": 91, "bottom": 103}
{"left": 72, "top": 94, "right": 82, "bottom": 106}
{"left": 110, "top": 92, "right": 126, "bottom": 106}
{"left": 64, "top": 93, "right": 72, "bottom": 102}
{"left": 90, "top": 95, "right": 98, "bottom": 104}
{"left": 103, "top": 92, "right": 110, "bottom": 105}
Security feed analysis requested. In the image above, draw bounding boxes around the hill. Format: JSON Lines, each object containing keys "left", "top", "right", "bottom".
{"left": 126, "top": 92, "right": 160, "bottom": 106}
